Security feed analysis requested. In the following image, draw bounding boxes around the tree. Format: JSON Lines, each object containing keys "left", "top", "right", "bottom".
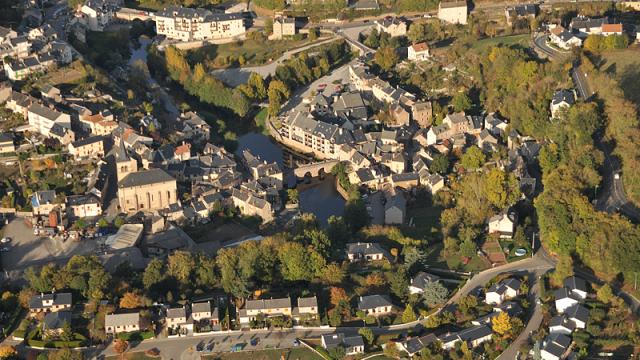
{"left": 278, "top": 242, "right": 314, "bottom": 281}
{"left": 383, "top": 341, "right": 400, "bottom": 358}
{"left": 358, "top": 327, "right": 374, "bottom": 346}
{"left": 452, "top": 92, "right": 472, "bottom": 113}
{"left": 460, "top": 146, "right": 486, "bottom": 170}
{"left": 327, "top": 346, "right": 346, "bottom": 360}
{"left": 0, "top": 346, "right": 17, "bottom": 360}
{"left": 458, "top": 295, "right": 478, "bottom": 315}
{"left": 48, "top": 349, "right": 84, "bottom": 360}
{"left": 167, "top": 251, "right": 196, "bottom": 285}
{"left": 247, "top": 72, "right": 267, "bottom": 100}
{"left": 388, "top": 267, "right": 409, "bottom": 300}
{"left": 113, "top": 339, "right": 129, "bottom": 359}
{"left": 422, "top": 280, "right": 448, "bottom": 306}
{"left": 119, "top": 292, "right": 143, "bottom": 309}
{"left": 267, "top": 80, "right": 290, "bottom": 116}
{"left": 402, "top": 304, "right": 417, "bottom": 323}
{"left": 550, "top": 256, "right": 574, "bottom": 287}
{"left": 485, "top": 168, "right": 521, "bottom": 209}
{"left": 330, "top": 287, "right": 349, "bottom": 306}
{"left": 60, "top": 320, "right": 74, "bottom": 342}
{"left": 143, "top": 258, "right": 166, "bottom": 291}
{"left": 597, "top": 283, "right": 614, "bottom": 303}
{"left": 407, "top": 22, "right": 427, "bottom": 44}
{"left": 491, "top": 311, "right": 512, "bottom": 336}
{"left": 87, "top": 268, "right": 111, "bottom": 301}
{"left": 319, "top": 263, "right": 345, "bottom": 285}
{"left": 375, "top": 47, "right": 399, "bottom": 72}
{"left": 142, "top": 101, "right": 154, "bottom": 115}
{"left": 264, "top": 18, "right": 274, "bottom": 35}
{"left": 308, "top": 27, "right": 319, "bottom": 41}
{"left": 430, "top": 154, "right": 449, "bottom": 174}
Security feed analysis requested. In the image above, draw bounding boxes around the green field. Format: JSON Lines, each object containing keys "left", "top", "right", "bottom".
{"left": 599, "top": 48, "right": 640, "bottom": 107}
{"left": 106, "top": 352, "right": 157, "bottom": 360}
{"left": 204, "top": 348, "right": 323, "bottom": 360}
{"left": 471, "top": 34, "right": 531, "bottom": 52}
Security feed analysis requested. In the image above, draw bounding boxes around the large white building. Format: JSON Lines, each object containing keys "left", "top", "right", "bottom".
{"left": 438, "top": 1, "right": 468, "bottom": 25}
{"left": 155, "top": 6, "right": 245, "bottom": 42}
{"left": 79, "top": 0, "right": 120, "bottom": 31}
{"left": 27, "top": 104, "right": 71, "bottom": 137}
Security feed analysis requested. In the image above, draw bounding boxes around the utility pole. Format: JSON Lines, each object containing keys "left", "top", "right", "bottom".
{"left": 531, "top": 232, "right": 536, "bottom": 258}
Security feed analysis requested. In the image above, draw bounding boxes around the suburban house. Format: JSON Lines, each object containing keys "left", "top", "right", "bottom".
{"left": 105, "top": 312, "right": 141, "bottom": 334}
{"left": 601, "top": 23, "right": 623, "bottom": 36}
{"left": 438, "top": 0, "right": 468, "bottom": 24}
{"left": 292, "top": 296, "right": 319, "bottom": 323}
{"left": 346, "top": 242, "right": 388, "bottom": 262}
{"left": 0, "top": 132, "right": 15, "bottom": 154}
{"left": 166, "top": 306, "right": 192, "bottom": 330}
{"left": 485, "top": 278, "right": 521, "bottom": 305}
{"left": 68, "top": 136, "right": 105, "bottom": 159}
{"left": 549, "top": 26, "right": 583, "bottom": 50}
{"left": 554, "top": 288, "right": 580, "bottom": 313}
{"left": 438, "top": 325, "right": 493, "bottom": 349}
{"left": 239, "top": 297, "right": 292, "bottom": 325}
{"left": 375, "top": 16, "right": 408, "bottom": 37}
{"left": 27, "top": 103, "right": 71, "bottom": 138}
{"left": 487, "top": 210, "right": 517, "bottom": 239}
{"left": 117, "top": 168, "right": 178, "bottom": 213}
{"left": 398, "top": 334, "right": 438, "bottom": 357}
{"left": 563, "top": 276, "right": 588, "bottom": 300}
{"left": 549, "top": 315, "right": 576, "bottom": 335}
{"left": 321, "top": 333, "right": 365, "bottom": 355}
{"left": 550, "top": 89, "right": 576, "bottom": 118}
{"left": 357, "top": 294, "right": 393, "bottom": 315}
{"left": 31, "top": 190, "right": 62, "bottom": 216}
{"left": 29, "top": 292, "right": 72, "bottom": 313}
{"left": 564, "top": 304, "right": 589, "bottom": 329}
{"left": 484, "top": 112, "right": 508, "bottom": 136}
{"left": 570, "top": 15, "right": 610, "bottom": 37}
{"left": 540, "top": 333, "right": 571, "bottom": 360}
{"left": 504, "top": 4, "right": 537, "bottom": 25}
{"left": 43, "top": 311, "right": 72, "bottom": 337}
{"left": 407, "top": 42, "right": 430, "bottom": 61}
{"left": 192, "top": 301, "right": 219, "bottom": 327}
{"left": 408, "top": 272, "right": 440, "bottom": 294}
{"left": 384, "top": 189, "right": 406, "bottom": 225}
{"left": 66, "top": 194, "right": 102, "bottom": 218}
{"left": 271, "top": 15, "right": 296, "bottom": 39}
{"left": 155, "top": 6, "right": 245, "bottom": 41}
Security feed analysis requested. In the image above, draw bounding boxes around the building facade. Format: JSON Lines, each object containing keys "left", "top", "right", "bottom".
{"left": 155, "top": 6, "right": 245, "bottom": 41}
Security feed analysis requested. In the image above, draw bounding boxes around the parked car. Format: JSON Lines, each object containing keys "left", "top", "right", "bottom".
{"left": 231, "top": 343, "right": 244, "bottom": 352}
{"left": 0, "top": 237, "right": 11, "bottom": 244}
{"left": 0, "top": 247, "right": 10, "bottom": 252}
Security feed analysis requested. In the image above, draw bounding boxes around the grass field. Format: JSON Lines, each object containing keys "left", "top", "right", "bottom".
{"left": 204, "top": 348, "right": 323, "bottom": 360}
{"left": 404, "top": 205, "right": 442, "bottom": 240}
{"left": 599, "top": 48, "right": 640, "bottom": 107}
{"left": 189, "top": 37, "right": 318, "bottom": 69}
{"left": 106, "top": 353, "right": 158, "bottom": 360}
{"left": 471, "top": 34, "right": 530, "bottom": 52}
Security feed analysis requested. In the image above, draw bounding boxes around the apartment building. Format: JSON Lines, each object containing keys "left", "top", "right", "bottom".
{"left": 272, "top": 15, "right": 296, "bottom": 39}
{"left": 79, "top": 0, "right": 119, "bottom": 31}
{"left": 438, "top": 1, "right": 468, "bottom": 24}
{"left": 155, "top": 6, "right": 245, "bottom": 42}
{"left": 68, "top": 136, "right": 105, "bottom": 159}
{"left": 27, "top": 103, "right": 71, "bottom": 138}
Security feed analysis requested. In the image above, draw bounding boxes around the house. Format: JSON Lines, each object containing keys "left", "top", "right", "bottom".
{"left": 66, "top": 194, "right": 102, "bottom": 218}
{"left": 79, "top": 112, "right": 117, "bottom": 136}
{"left": 477, "top": 129, "right": 499, "bottom": 153}
{"left": 390, "top": 104, "right": 410, "bottom": 127}
{"left": 230, "top": 187, "right": 274, "bottom": 222}
{"left": 192, "top": 301, "right": 219, "bottom": 327}
{"left": 117, "top": 169, "right": 178, "bottom": 213}
{"left": 398, "top": 334, "right": 437, "bottom": 357}
{"left": 29, "top": 292, "right": 72, "bottom": 313}
{"left": 565, "top": 304, "right": 589, "bottom": 329}
{"left": 68, "top": 136, "right": 105, "bottom": 159}
{"left": 27, "top": 104, "right": 71, "bottom": 138}
{"left": 549, "top": 27, "right": 583, "bottom": 50}
{"left": 570, "top": 16, "right": 609, "bottom": 37}
{"left": 31, "top": 190, "right": 61, "bottom": 216}
{"left": 272, "top": 15, "right": 296, "bottom": 39}
{"left": 438, "top": 1, "right": 468, "bottom": 24}
{"left": 488, "top": 210, "right": 517, "bottom": 238}
{"left": 166, "top": 306, "right": 191, "bottom": 329}
{"left": 375, "top": 16, "right": 407, "bottom": 37}
{"left": 357, "top": 294, "right": 393, "bottom": 315}
{"left": 554, "top": 288, "right": 580, "bottom": 313}
{"left": 292, "top": 296, "right": 319, "bottom": 323}
{"left": 541, "top": 333, "right": 571, "bottom": 360}
{"left": 321, "top": 333, "right": 365, "bottom": 355}
{"left": 408, "top": 272, "right": 440, "bottom": 294}
{"left": 426, "top": 112, "right": 480, "bottom": 145}
{"left": 563, "top": 276, "right": 588, "bottom": 300}
{"left": 550, "top": 89, "right": 576, "bottom": 118}
{"left": 0, "top": 132, "right": 15, "bottom": 154}
{"left": 549, "top": 315, "right": 576, "bottom": 335}
{"left": 346, "top": 242, "right": 388, "bottom": 262}
{"left": 80, "top": 0, "right": 118, "bottom": 31}
{"left": 408, "top": 42, "right": 430, "bottom": 61}
{"left": 484, "top": 112, "right": 508, "bottom": 137}
{"left": 601, "top": 23, "right": 623, "bottom": 36}
{"left": 105, "top": 312, "right": 141, "bottom": 334}
{"left": 0, "top": 26, "right": 17, "bottom": 43}
{"left": 43, "top": 311, "right": 72, "bottom": 337}
{"left": 411, "top": 101, "right": 432, "bottom": 128}
{"left": 239, "top": 297, "right": 292, "bottom": 325}
{"left": 485, "top": 278, "right": 521, "bottom": 305}
{"left": 49, "top": 123, "right": 75, "bottom": 145}
{"left": 504, "top": 4, "right": 536, "bottom": 25}
{"left": 384, "top": 189, "right": 406, "bottom": 225}
{"left": 458, "top": 325, "right": 493, "bottom": 348}
{"left": 155, "top": 6, "right": 245, "bottom": 41}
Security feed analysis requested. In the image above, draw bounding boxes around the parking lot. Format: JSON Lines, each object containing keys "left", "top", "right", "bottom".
{"left": 0, "top": 217, "right": 99, "bottom": 272}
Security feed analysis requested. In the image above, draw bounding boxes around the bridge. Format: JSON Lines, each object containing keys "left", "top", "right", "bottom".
{"left": 293, "top": 160, "right": 340, "bottom": 179}
{"left": 115, "top": 8, "right": 155, "bottom": 21}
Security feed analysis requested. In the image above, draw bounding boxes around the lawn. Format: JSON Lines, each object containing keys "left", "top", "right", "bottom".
{"left": 471, "top": 34, "right": 531, "bottom": 52}
{"left": 184, "top": 220, "right": 256, "bottom": 244}
{"left": 106, "top": 352, "right": 158, "bottom": 360}
{"left": 204, "top": 348, "right": 323, "bottom": 360}
{"left": 253, "top": 108, "right": 270, "bottom": 135}
{"left": 403, "top": 205, "right": 442, "bottom": 241}
{"left": 598, "top": 48, "right": 640, "bottom": 107}
{"left": 189, "top": 37, "right": 323, "bottom": 69}
{"left": 424, "top": 242, "right": 488, "bottom": 272}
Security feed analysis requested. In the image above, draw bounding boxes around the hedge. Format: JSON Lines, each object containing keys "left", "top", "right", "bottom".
{"left": 116, "top": 330, "right": 154, "bottom": 341}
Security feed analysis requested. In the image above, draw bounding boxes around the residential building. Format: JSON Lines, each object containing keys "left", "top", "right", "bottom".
{"left": 279, "top": 110, "right": 354, "bottom": 160}
{"left": 549, "top": 26, "right": 583, "bottom": 49}
{"left": 438, "top": 1, "right": 468, "bottom": 24}
{"left": 426, "top": 112, "right": 481, "bottom": 145}
{"left": 548, "top": 315, "right": 576, "bottom": 335}
{"left": 563, "top": 276, "right": 588, "bottom": 300}
{"left": 346, "top": 242, "right": 388, "bottom": 262}
{"left": 79, "top": 112, "right": 117, "bottom": 136}
{"left": 117, "top": 168, "right": 178, "bottom": 213}
{"left": 398, "top": 334, "right": 438, "bottom": 357}
{"left": 458, "top": 325, "right": 493, "bottom": 348}
{"left": 601, "top": 23, "right": 623, "bottom": 36}
{"left": 321, "top": 334, "right": 365, "bottom": 355}
{"left": 411, "top": 101, "right": 432, "bottom": 128}
{"left": 408, "top": 272, "right": 440, "bottom": 294}
{"left": 66, "top": 194, "right": 102, "bottom": 218}
{"left": 570, "top": 15, "right": 610, "bottom": 37}
{"left": 384, "top": 189, "right": 406, "bottom": 225}
{"left": 375, "top": 16, "right": 407, "bottom": 37}
{"left": 166, "top": 306, "right": 191, "bottom": 329}
{"left": 230, "top": 187, "right": 274, "bottom": 222}
{"left": 0, "top": 26, "right": 17, "bottom": 43}
{"left": 554, "top": 288, "right": 579, "bottom": 313}
{"left": 105, "top": 312, "right": 141, "bottom": 334}
{"left": 292, "top": 296, "right": 319, "bottom": 323}
{"left": 550, "top": 89, "right": 576, "bottom": 118}
{"left": 484, "top": 112, "right": 508, "bottom": 136}
{"left": 43, "top": 311, "right": 72, "bottom": 337}
{"left": 540, "top": 333, "right": 571, "bottom": 360}
{"left": 565, "top": 304, "right": 589, "bottom": 329}
{"left": 485, "top": 278, "right": 521, "bottom": 305}
{"left": 272, "top": 15, "right": 296, "bottom": 39}
{"left": 488, "top": 210, "right": 517, "bottom": 238}
{"left": 29, "top": 292, "right": 72, "bottom": 313}
{"left": 504, "top": 4, "right": 536, "bottom": 25}
{"left": 27, "top": 104, "right": 71, "bottom": 138}
{"left": 239, "top": 297, "right": 292, "bottom": 325}
{"left": 155, "top": 6, "right": 245, "bottom": 42}
{"left": 408, "top": 42, "right": 430, "bottom": 61}
{"left": 0, "top": 132, "right": 15, "bottom": 154}
{"left": 357, "top": 294, "right": 393, "bottom": 315}
{"left": 79, "top": 0, "right": 119, "bottom": 31}
{"left": 32, "top": 190, "right": 62, "bottom": 216}
{"left": 68, "top": 136, "right": 105, "bottom": 159}
{"left": 192, "top": 301, "right": 219, "bottom": 326}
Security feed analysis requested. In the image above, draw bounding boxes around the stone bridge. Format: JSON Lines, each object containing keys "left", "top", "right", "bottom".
{"left": 293, "top": 160, "right": 340, "bottom": 178}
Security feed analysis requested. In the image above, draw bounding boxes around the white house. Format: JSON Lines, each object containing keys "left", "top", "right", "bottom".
{"left": 408, "top": 272, "right": 440, "bottom": 295}
{"left": 549, "top": 27, "right": 583, "bottom": 50}
{"left": 321, "top": 334, "right": 365, "bottom": 355}
{"left": 438, "top": 0, "right": 468, "bottom": 24}
{"left": 554, "top": 288, "right": 580, "bottom": 313}
{"left": 565, "top": 304, "right": 589, "bottom": 329}
{"left": 407, "top": 42, "right": 430, "bottom": 61}
{"left": 105, "top": 312, "right": 141, "bottom": 334}
{"left": 550, "top": 89, "right": 576, "bottom": 118}
{"left": 541, "top": 333, "right": 571, "bottom": 360}
{"left": 563, "top": 276, "right": 588, "bottom": 300}
{"left": 27, "top": 104, "right": 71, "bottom": 138}
{"left": 357, "top": 295, "right": 393, "bottom": 316}
{"left": 485, "top": 278, "right": 521, "bottom": 305}
{"left": 488, "top": 210, "right": 517, "bottom": 239}
{"left": 548, "top": 315, "right": 575, "bottom": 335}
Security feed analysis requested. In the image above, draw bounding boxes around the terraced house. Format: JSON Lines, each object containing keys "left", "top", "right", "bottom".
{"left": 239, "top": 297, "right": 292, "bottom": 325}
{"left": 155, "top": 6, "right": 245, "bottom": 42}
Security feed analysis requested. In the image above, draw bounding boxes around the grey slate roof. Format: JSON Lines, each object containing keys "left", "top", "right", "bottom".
{"left": 44, "top": 311, "right": 72, "bottom": 329}
{"left": 245, "top": 297, "right": 291, "bottom": 311}
{"left": 458, "top": 325, "right": 492, "bottom": 342}
{"left": 347, "top": 242, "right": 385, "bottom": 256}
{"left": 29, "top": 292, "right": 72, "bottom": 309}
{"left": 167, "top": 306, "right": 187, "bottom": 319}
{"left": 192, "top": 301, "right": 212, "bottom": 314}
{"left": 105, "top": 312, "right": 140, "bottom": 327}
{"left": 29, "top": 103, "right": 63, "bottom": 120}
{"left": 552, "top": 89, "right": 576, "bottom": 107}
{"left": 118, "top": 168, "right": 175, "bottom": 188}
{"left": 563, "top": 276, "right": 587, "bottom": 293}
{"left": 358, "top": 294, "right": 392, "bottom": 310}
{"left": 565, "top": 304, "right": 589, "bottom": 323}
{"left": 71, "top": 136, "right": 104, "bottom": 148}
{"left": 297, "top": 296, "right": 318, "bottom": 308}
{"left": 410, "top": 272, "right": 440, "bottom": 290}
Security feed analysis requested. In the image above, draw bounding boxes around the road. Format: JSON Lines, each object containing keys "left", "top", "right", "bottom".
{"left": 572, "top": 65, "right": 593, "bottom": 100}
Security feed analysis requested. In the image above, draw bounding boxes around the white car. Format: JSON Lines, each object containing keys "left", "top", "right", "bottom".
{"left": 0, "top": 237, "right": 11, "bottom": 244}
